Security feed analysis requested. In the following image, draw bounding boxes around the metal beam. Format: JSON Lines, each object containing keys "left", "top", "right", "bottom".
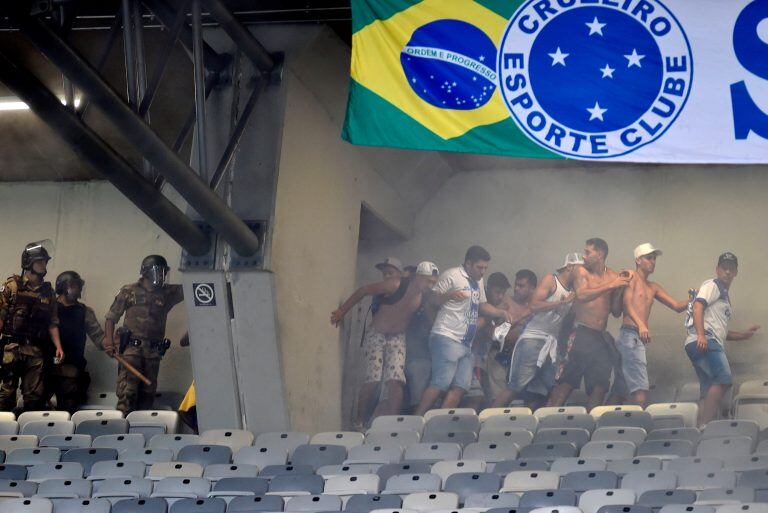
{"left": 20, "top": 16, "right": 260, "bottom": 257}
{"left": 78, "top": 7, "right": 122, "bottom": 119}
{"left": 191, "top": 0, "right": 208, "bottom": 179}
{"left": 202, "top": 0, "right": 274, "bottom": 73}
{"left": 121, "top": 0, "right": 139, "bottom": 110}
{"left": 142, "top": 0, "right": 228, "bottom": 74}
{"left": 0, "top": 51, "right": 210, "bottom": 257}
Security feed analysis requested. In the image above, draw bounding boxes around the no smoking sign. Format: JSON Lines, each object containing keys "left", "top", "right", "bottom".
{"left": 193, "top": 283, "right": 216, "bottom": 307}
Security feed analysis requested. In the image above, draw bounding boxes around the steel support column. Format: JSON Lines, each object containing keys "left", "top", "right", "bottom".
{"left": 201, "top": 0, "right": 275, "bottom": 73}
{"left": 191, "top": 0, "right": 208, "bottom": 178}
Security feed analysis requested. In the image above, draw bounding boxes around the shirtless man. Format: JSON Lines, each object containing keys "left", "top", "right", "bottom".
{"left": 332, "top": 258, "right": 439, "bottom": 429}
{"left": 493, "top": 253, "right": 581, "bottom": 408}
{"left": 547, "top": 238, "right": 632, "bottom": 409}
{"left": 609, "top": 243, "right": 689, "bottom": 406}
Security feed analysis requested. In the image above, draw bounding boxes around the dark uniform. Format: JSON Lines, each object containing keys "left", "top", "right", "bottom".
{"left": 50, "top": 301, "right": 104, "bottom": 412}
{"left": 106, "top": 281, "right": 183, "bottom": 414}
{"left": 0, "top": 275, "right": 58, "bottom": 411}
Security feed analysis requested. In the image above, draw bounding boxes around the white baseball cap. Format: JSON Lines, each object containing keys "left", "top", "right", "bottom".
{"left": 375, "top": 257, "right": 403, "bottom": 272}
{"left": 416, "top": 261, "right": 439, "bottom": 276}
{"left": 634, "top": 243, "right": 663, "bottom": 260}
{"left": 562, "top": 252, "right": 584, "bottom": 268}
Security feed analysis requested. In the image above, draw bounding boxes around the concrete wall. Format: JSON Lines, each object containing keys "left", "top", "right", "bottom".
{"left": 0, "top": 182, "right": 191, "bottom": 401}
{"left": 373, "top": 161, "right": 768, "bottom": 391}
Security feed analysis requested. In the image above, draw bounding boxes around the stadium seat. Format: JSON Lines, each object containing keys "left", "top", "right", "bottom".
{"left": 92, "top": 434, "right": 146, "bottom": 451}
{"left": 659, "top": 506, "right": 714, "bottom": 513}
{"left": 177, "top": 445, "right": 232, "bottom": 467}
{"left": 310, "top": 432, "right": 365, "bottom": 450}
{"left": 637, "top": 490, "right": 697, "bottom": 509}
{"left": 462, "top": 441, "right": 519, "bottom": 462}
{"left": 202, "top": 463, "right": 259, "bottom": 481}
{"left": 421, "top": 430, "right": 477, "bottom": 446}
{"left": 62, "top": 448, "right": 117, "bottom": 474}
{"left": 520, "top": 442, "right": 578, "bottom": 461}
{"left": 598, "top": 412, "right": 654, "bottom": 433}
{"left": 482, "top": 413, "right": 538, "bottom": 432}
{"left": 539, "top": 414, "right": 596, "bottom": 433}
{"left": 562, "top": 471, "right": 620, "bottom": 493}
{"left": 0, "top": 464, "right": 28, "bottom": 480}
{"left": 285, "top": 494, "right": 343, "bottom": 511}
{"left": 578, "top": 489, "right": 637, "bottom": 513}
{"left": 369, "top": 416, "right": 425, "bottom": 434}
{"left": 0, "top": 478, "right": 37, "bottom": 497}
{"left": 127, "top": 411, "right": 179, "bottom": 437}
{"left": 676, "top": 470, "right": 736, "bottom": 491}
{"left": 621, "top": 471, "right": 678, "bottom": 495}
{"left": 227, "top": 495, "right": 285, "bottom": 512}
{"left": 325, "top": 474, "right": 380, "bottom": 496}
{"left": 430, "top": 459, "right": 486, "bottom": 482}
{"left": 464, "top": 491, "right": 520, "bottom": 509}
{"left": 478, "top": 428, "right": 534, "bottom": 448}
{"left": 235, "top": 445, "right": 289, "bottom": 467}
{"left": 695, "top": 487, "right": 755, "bottom": 506}
{"left": 646, "top": 404, "right": 698, "bottom": 429}
{"left": 519, "top": 489, "right": 577, "bottom": 508}
{"left": 50, "top": 498, "right": 112, "bottom": 513}
{"left": 71, "top": 410, "right": 124, "bottom": 426}
{"left": 364, "top": 431, "right": 420, "bottom": 447}
{"left": 0, "top": 412, "right": 16, "bottom": 421}
{"left": 91, "top": 477, "right": 153, "bottom": 502}
{"left": 19, "top": 421, "right": 73, "bottom": 438}
{"left": 733, "top": 400, "right": 768, "bottom": 431}
{"left": 148, "top": 461, "right": 204, "bottom": 479}
{"left": 345, "top": 493, "right": 402, "bottom": 512}
{"left": 715, "top": 505, "right": 768, "bottom": 513}
{"left": 581, "top": 441, "right": 636, "bottom": 461}
{"left": 17, "top": 412, "right": 69, "bottom": 428}
{"left": 150, "top": 476, "right": 211, "bottom": 503}
{"left": 383, "top": 473, "right": 441, "bottom": 495}
{"left": 736, "top": 468, "right": 768, "bottom": 491}
{"left": 592, "top": 406, "right": 644, "bottom": 419}
{"left": 267, "top": 474, "right": 324, "bottom": 496}
{"left": 75, "top": 419, "right": 129, "bottom": 438}
{"left": 110, "top": 498, "right": 167, "bottom": 513}
{"left": 645, "top": 429, "right": 700, "bottom": 444}
{"left": 480, "top": 407, "right": 533, "bottom": 421}
{"left": 168, "top": 497, "right": 226, "bottom": 513}
{"left": 423, "top": 409, "right": 475, "bottom": 421}
{"left": 636, "top": 440, "right": 694, "bottom": 459}
{"left": 493, "top": 459, "right": 551, "bottom": 473}
{"left": 403, "top": 443, "right": 461, "bottom": 463}
{"left": 259, "top": 464, "right": 315, "bottom": 479}
{"left": 551, "top": 457, "right": 607, "bottom": 474}
{"left": 725, "top": 454, "right": 768, "bottom": 472}
{"left": 6, "top": 447, "right": 60, "bottom": 465}
{"left": 39, "top": 434, "right": 91, "bottom": 450}
{"left": 206, "top": 476, "right": 269, "bottom": 499}
{"left": 35, "top": 478, "right": 91, "bottom": 499}
{"left": 592, "top": 427, "right": 647, "bottom": 446}
{"left": 666, "top": 458, "right": 722, "bottom": 474}
{"left": 317, "top": 464, "right": 380, "bottom": 478}
{"left": 148, "top": 434, "right": 199, "bottom": 456}
{"left": 444, "top": 472, "right": 501, "bottom": 503}
{"left": 696, "top": 437, "right": 753, "bottom": 462}
{"left": 0, "top": 498, "right": 53, "bottom": 513}
{"left": 535, "top": 428, "right": 591, "bottom": 449}
{"left": 88, "top": 460, "right": 146, "bottom": 481}
{"left": 424, "top": 414, "right": 480, "bottom": 434}
{"left": 0, "top": 421, "right": 19, "bottom": 435}
{"left": 376, "top": 462, "right": 433, "bottom": 486}
{"left": 529, "top": 507, "right": 582, "bottom": 513}
{"left": 80, "top": 392, "right": 118, "bottom": 411}
{"left": 254, "top": 432, "right": 310, "bottom": 457}
{"left": 198, "top": 430, "right": 253, "bottom": 453}
{"left": 0, "top": 435, "right": 39, "bottom": 453}
{"left": 500, "top": 471, "right": 561, "bottom": 493}
{"left": 701, "top": 420, "right": 758, "bottom": 443}
{"left": 344, "top": 443, "right": 402, "bottom": 465}
{"left": 27, "top": 462, "right": 84, "bottom": 482}
{"left": 120, "top": 448, "right": 175, "bottom": 465}
{"left": 535, "top": 407, "right": 588, "bottom": 419}
{"left": 401, "top": 491, "right": 459, "bottom": 511}
{"left": 291, "top": 445, "right": 347, "bottom": 470}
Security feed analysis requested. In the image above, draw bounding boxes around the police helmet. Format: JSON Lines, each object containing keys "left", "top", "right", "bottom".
{"left": 55, "top": 271, "right": 84, "bottom": 296}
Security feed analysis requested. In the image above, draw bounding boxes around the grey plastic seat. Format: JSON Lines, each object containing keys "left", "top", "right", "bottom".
{"left": 317, "top": 464, "right": 380, "bottom": 478}
{"left": 0, "top": 435, "right": 39, "bottom": 453}
{"left": 199, "top": 430, "right": 254, "bottom": 453}
{"left": 345, "top": 493, "right": 402, "bottom": 512}
{"left": 464, "top": 492, "right": 520, "bottom": 509}
{"left": 39, "top": 435, "right": 91, "bottom": 450}
{"left": 127, "top": 411, "right": 179, "bottom": 436}
{"left": 62, "top": 448, "right": 117, "bottom": 474}
{"left": 401, "top": 491, "right": 459, "bottom": 511}
{"left": 92, "top": 434, "right": 145, "bottom": 451}
{"left": 345, "top": 443, "right": 402, "bottom": 465}
{"left": 519, "top": 442, "right": 578, "bottom": 461}
{"left": 110, "top": 498, "right": 167, "bottom": 513}
{"left": 227, "top": 494, "right": 284, "bottom": 512}
{"left": 535, "top": 407, "right": 588, "bottom": 419}
{"left": 0, "top": 498, "right": 53, "bottom": 513}
{"left": 551, "top": 458, "right": 607, "bottom": 474}
{"left": 653, "top": 417, "right": 686, "bottom": 430}
{"left": 444, "top": 472, "right": 501, "bottom": 502}
{"left": 696, "top": 488, "right": 755, "bottom": 506}
{"left": 424, "top": 408, "right": 476, "bottom": 421}
{"left": 384, "top": 473, "right": 441, "bottom": 495}
{"left": 645, "top": 429, "right": 700, "bottom": 444}
{"left": 27, "top": 462, "right": 84, "bottom": 482}
{"left": 6, "top": 447, "right": 60, "bottom": 466}
{"left": 462, "top": 441, "right": 519, "bottom": 462}
{"left": 148, "top": 434, "right": 200, "bottom": 457}
{"left": 36, "top": 478, "right": 91, "bottom": 499}
{"left": 659, "top": 507, "right": 714, "bottom": 513}
{"left": 88, "top": 460, "right": 146, "bottom": 481}
{"left": 376, "top": 462, "right": 433, "bottom": 485}
{"left": 364, "top": 430, "right": 421, "bottom": 447}
{"left": 267, "top": 474, "right": 324, "bottom": 496}
{"left": 579, "top": 490, "right": 638, "bottom": 513}
{"left": 20, "top": 421, "right": 74, "bottom": 438}
{"left": 203, "top": 463, "right": 259, "bottom": 481}
{"left": 50, "top": 498, "right": 112, "bottom": 513}
{"left": 403, "top": 443, "right": 461, "bottom": 463}
{"left": 581, "top": 441, "right": 636, "bottom": 461}
{"left": 0, "top": 478, "right": 37, "bottom": 497}
{"left": 424, "top": 415, "right": 480, "bottom": 435}
{"left": 595, "top": 507, "right": 651, "bottom": 513}
{"left": 285, "top": 494, "right": 343, "bottom": 511}
{"left": 259, "top": 464, "right": 315, "bottom": 479}
{"left": 647, "top": 403, "right": 698, "bottom": 428}
{"left": 519, "top": 489, "right": 577, "bottom": 508}
{"left": 370, "top": 416, "right": 425, "bottom": 434}
{"left": 91, "top": 477, "right": 154, "bottom": 502}
{"left": 701, "top": 421, "right": 758, "bottom": 442}
{"left": 168, "top": 497, "right": 226, "bottom": 513}
{"left": 598, "top": 412, "right": 654, "bottom": 433}
{"left": 483, "top": 414, "right": 538, "bottom": 432}
{"left": 0, "top": 464, "right": 28, "bottom": 480}
{"left": 637, "top": 440, "right": 694, "bottom": 459}
{"left": 666, "top": 458, "right": 722, "bottom": 474}
{"left": 235, "top": 445, "right": 289, "bottom": 467}
{"left": 150, "top": 477, "right": 211, "bottom": 502}
{"left": 207, "top": 476, "right": 269, "bottom": 499}
{"left": 177, "top": 445, "right": 232, "bottom": 467}
{"left": 421, "top": 430, "right": 477, "bottom": 446}
{"left": 431, "top": 460, "right": 485, "bottom": 482}
{"left": 562, "top": 471, "right": 619, "bottom": 492}
{"left": 0, "top": 421, "right": 19, "bottom": 435}
{"left": 539, "top": 414, "right": 596, "bottom": 433}
{"left": 254, "top": 432, "right": 310, "bottom": 458}
{"left": 736, "top": 468, "right": 768, "bottom": 490}
{"left": 535, "top": 428, "right": 591, "bottom": 449}
{"left": 71, "top": 410, "right": 124, "bottom": 426}
{"left": 714, "top": 506, "right": 768, "bottom": 513}
{"left": 677, "top": 471, "right": 736, "bottom": 491}
{"left": 147, "top": 461, "right": 204, "bottom": 480}
{"left": 17, "top": 412, "right": 69, "bottom": 428}
{"left": 310, "top": 432, "right": 365, "bottom": 450}
{"left": 724, "top": 454, "right": 768, "bottom": 472}
{"left": 637, "top": 490, "right": 696, "bottom": 509}
{"left": 493, "top": 459, "right": 551, "bottom": 473}
{"left": 291, "top": 445, "right": 347, "bottom": 470}
{"left": 478, "top": 428, "right": 534, "bottom": 447}
{"left": 76, "top": 419, "right": 129, "bottom": 437}
{"left": 500, "top": 471, "right": 561, "bottom": 493}
{"left": 696, "top": 437, "right": 753, "bottom": 462}
{"left": 529, "top": 507, "right": 582, "bottom": 513}
{"left": 621, "top": 470, "right": 677, "bottom": 496}
{"left": 120, "top": 448, "right": 174, "bottom": 465}
{"left": 592, "top": 428, "right": 647, "bottom": 446}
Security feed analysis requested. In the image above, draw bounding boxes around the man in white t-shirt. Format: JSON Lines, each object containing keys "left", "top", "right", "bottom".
{"left": 413, "top": 245, "right": 513, "bottom": 415}
{"left": 685, "top": 252, "right": 760, "bottom": 426}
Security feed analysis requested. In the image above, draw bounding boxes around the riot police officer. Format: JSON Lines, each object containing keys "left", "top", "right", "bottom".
{"left": 104, "top": 255, "right": 184, "bottom": 414}
{"left": 50, "top": 271, "right": 105, "bottom": 412}
{"left": 0, "top": 241, "right": 65, "bottom": 411}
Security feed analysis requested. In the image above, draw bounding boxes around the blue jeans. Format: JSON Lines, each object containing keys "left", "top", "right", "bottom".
{"left": 686, "top": 339, "right": 733, "bottom": 397}
{"left": 507, "top": 338, "right": 555, "bottom": 397}
{"left": 611, "top": 327, "right": 650, "bottom": 397}
{"left": 428, "top": 333, "right": 474, "bottom": 391}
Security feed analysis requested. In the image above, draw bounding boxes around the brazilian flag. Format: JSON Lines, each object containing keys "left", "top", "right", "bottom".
{"left": 342, "top": 0, "right": 561, "bottom": 158}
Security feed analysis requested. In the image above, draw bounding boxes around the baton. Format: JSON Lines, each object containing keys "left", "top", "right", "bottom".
{"left": 114, "top": 354, "right": 152, "bottom": 386}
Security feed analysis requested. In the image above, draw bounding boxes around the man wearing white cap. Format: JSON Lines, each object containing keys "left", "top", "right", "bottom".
{"left": 331, "top": 258, "right": 439, "bottom": 430}
{"left": 492, "top": 252, "right": 581, "bottom": 408}
{"left": 610, "top": 243, "right": 689, "bottom": 407}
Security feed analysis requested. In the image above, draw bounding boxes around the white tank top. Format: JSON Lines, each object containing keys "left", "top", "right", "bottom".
{"left": 520, "top": 273, "right": 572, "bottom": 340}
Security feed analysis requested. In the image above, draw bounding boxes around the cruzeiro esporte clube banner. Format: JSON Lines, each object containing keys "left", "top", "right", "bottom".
{"left": 342, "top": 0, "right": 768, "bottom": 162}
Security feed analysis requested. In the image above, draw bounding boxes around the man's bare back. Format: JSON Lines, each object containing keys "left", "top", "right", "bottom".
{"left": 503, "top": 296, "right": 533, "bottom": 346}
{"left": 573, "top": 265, "right": 622, "bottom": 331}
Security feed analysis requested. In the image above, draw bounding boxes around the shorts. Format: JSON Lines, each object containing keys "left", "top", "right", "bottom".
{"left": 555, "top": 324, "right": 615, "bottom": 395}
{"left": 362, "top": 328, "right": 406, "bottom": 384}
{"left": 611, "top": 326, "right": 650, "bottom": 397}
{"left": 686, "top": 339, "right": 732, "bottom": 397}
{"left": 405, "top": 357, "right": 431, "bottom": 406}
{"left": 507, "top": 338, "right": 555, "bottom": 397}
{"left": 467, "top": 368, "right": 489, "bottom": 398}
{"left": 428, "top": 333, "right": 474, "bottom": 391}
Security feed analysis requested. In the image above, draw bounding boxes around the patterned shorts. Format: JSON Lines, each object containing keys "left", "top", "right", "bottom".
{"left": 363, "top": 328, "right": 406, "bottom": 384}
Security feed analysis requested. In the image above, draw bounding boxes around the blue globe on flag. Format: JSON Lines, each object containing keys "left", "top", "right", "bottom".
{"left": 401, "top": 20, "right": 498, "bottom": 110}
